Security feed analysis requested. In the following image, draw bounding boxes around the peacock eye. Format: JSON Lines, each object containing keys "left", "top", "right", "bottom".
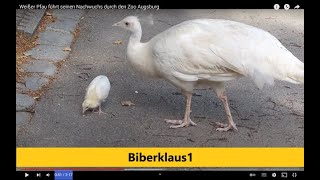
{"left": 125, "top": 22, "right": 129, "bottom": 26}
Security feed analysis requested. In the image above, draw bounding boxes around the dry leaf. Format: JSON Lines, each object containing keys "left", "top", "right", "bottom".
{"left": 32, "top": 41, "right": 41, "bottom": 45}
{"left": 63, "top": 47, "right": 72, "bottom": 51}
{"left": 121, "top": 101, "right": 135, "bottom": 106}
{"left": 17, "top": 55, "right": 28, "bottom": 59}
{"left": 22, "top": 53, "right": 30, "bottom": 57}
{"left": 45, "top": 12, "right": 52, "bottom": 16}
{"left": 34, "top": 96, "right": 40, "bottom": 100}
{"left": 113, "top": 40, "right": 123, "bottom": 45}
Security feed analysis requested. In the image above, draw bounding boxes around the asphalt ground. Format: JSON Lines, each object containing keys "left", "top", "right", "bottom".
{"left": 16, "top": 9, "right": 304, "bottom": 147}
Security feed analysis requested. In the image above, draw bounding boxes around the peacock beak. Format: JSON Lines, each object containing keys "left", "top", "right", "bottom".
{"left": 112, "top": 22, "right": 121, "bottom": 27}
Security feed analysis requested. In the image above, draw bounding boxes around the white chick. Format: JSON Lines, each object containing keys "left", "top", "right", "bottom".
{"left": 82, "top": 75, "right": 111, "bottom": 115}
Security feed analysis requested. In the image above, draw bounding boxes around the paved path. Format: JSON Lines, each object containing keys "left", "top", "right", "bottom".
{"left": 16, "top": 10, "right": 85, "bottom": 127}
{"left": 16, "top": 9, "right": 46, "bottom": 37}
{"left": 16, "top": 9, "right": 304, "bottom": 147}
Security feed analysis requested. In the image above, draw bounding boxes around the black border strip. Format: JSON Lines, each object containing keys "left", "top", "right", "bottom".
{"left": 16, "top": 0, "right": 304, "bottom": 9}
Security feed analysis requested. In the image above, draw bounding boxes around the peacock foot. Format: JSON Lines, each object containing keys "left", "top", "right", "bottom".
{"left": 164, "top": 118, "right": 197, "bottom": 128}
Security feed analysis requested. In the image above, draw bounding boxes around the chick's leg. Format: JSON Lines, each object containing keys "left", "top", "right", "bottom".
{"left": 213, "top": 84, "right": 238, "bottom": 132}
{"left": 93, "top": 105, "right": 107, "bottom": 115}
{"left": 165, "top": 91, "right": 197, "bottom": 128}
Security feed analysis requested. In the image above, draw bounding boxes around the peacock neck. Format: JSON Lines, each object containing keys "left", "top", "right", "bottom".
{"left": 126, "top": 26, "right": 160, "bottom": 78}
{"left": 129, "top": 26, "right": 142, "bottom": 45}
{"left": 127, "top": 26, "right": 143, "bottom": 62}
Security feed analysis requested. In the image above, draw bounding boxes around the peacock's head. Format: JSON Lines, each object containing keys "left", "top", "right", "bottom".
{"left": 112, "top": 16, "right": 141, "bottom": 32}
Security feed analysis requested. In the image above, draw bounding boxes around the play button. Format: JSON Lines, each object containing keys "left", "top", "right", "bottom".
{"left": 25, "top": 173, "right": 29, "bottom": 177}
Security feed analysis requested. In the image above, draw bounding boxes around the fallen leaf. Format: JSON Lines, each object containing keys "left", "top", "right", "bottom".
{"left": 121, "top": 101, "right": 135, "bottom": 106}
{"left": 113, "top": 40, "right": 123, "bottom": 45}
{"left": 33, "top": 96, "right": 40, "bottom": 100}
{"left": 17, "top": 55, "right": 28, "bottom": 59}
{"left": 32, "top": 41, "right": 41, "bottom": 45}
{"left": 63, "top": 47, "right": 72, "bottom": 51}
{"left": 45, "top": 12, "right": 52, "bottom": 16}
{"left": 22, "top": 53, "right": 30, "bottom": 57}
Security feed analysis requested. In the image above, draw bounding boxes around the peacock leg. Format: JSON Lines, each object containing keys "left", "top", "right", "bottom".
{"left": 164, "top": 91, "right": 197, "bottom": 128}
{"left": 213, "top": 84, "right": 238, "bottom": 132}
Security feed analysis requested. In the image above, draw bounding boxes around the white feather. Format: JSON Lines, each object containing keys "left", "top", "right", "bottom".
{"left": 114, "top": 16, "right": 304, "bottom": 91}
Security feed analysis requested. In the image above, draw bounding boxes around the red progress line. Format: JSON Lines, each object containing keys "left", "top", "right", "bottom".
{"left": 19, "top": 168, "right": 124, "bottom": 171}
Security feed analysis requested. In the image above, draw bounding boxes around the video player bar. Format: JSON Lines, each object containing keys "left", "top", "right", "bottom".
{"left": 17, "top": 170, "right": 304, "bottom": 179}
